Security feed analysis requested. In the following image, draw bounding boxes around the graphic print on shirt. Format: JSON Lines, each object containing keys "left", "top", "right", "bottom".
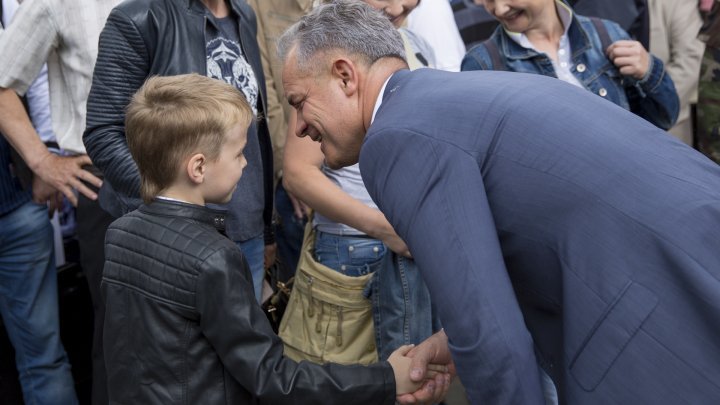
{"left": 206, "top": 37, "right": 258, "bottom": 116}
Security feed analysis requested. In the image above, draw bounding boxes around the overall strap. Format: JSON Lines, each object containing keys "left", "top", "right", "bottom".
{"left": 590, "top": 17, "right": 612, "bottom": 51}
{"left": 482, "top": 39, "right": 507, "bottom": 71}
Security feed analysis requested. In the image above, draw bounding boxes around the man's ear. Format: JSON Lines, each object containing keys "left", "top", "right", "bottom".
{"left": 331, "top": 58, "right": 359, "bottom": 96}
{"left": 187, "top": 153, "right": 206, "bottom": 185}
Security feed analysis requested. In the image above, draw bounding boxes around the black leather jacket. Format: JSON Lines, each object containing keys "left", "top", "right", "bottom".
{"left": 84, "top": 0, "right": 274, "bottom": 244}
{"left": 103, "top": 199, "right": 396, "bottom": 404}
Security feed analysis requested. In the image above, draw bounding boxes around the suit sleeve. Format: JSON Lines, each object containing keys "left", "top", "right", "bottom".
{"left": 360, "top": 128, "right": 544, "bottom": 404}
{"left": 83, "top": 9, "right": 150, "bottom": 199}
{"left": 196, "top": 246, "right": 396, "bottom": 405}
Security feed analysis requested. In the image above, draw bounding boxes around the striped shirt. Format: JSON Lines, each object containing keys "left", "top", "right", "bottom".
{"left": 0, "top": 0, "right": 121, "bottom": 154}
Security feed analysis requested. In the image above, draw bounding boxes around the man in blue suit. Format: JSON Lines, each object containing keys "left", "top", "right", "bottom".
{"left": 279, "top": 2, "right": 720, "bottom": 404}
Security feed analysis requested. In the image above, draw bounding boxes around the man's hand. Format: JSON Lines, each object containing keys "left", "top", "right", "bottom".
{"left": 0, "top": 87, "right": 102, "bottom": 205}
{"left": 378, "top": 228, "right": 412, "bottom": 258}
{"left": 371, "top": 211, "right": 412, "bottom": 258}
{"left": 607, "top": 40, "right": 651, "bottom": 80}
{"left": 287, "top": 189, "right": 310, "bottom": 220}
{"left": 32, "top": 175, "right": 63, "bottom": 215}
{"left": 396, "top": 376, "right": 451, "bottom": 405}
{"left": 30, "top": 152, "right": 102, "bottom": 206}
{"left": 396, "top": 329, "right": 456, "bottom": 404}
{"left": 390, "top": 344, "right": 451, "bottom": 404}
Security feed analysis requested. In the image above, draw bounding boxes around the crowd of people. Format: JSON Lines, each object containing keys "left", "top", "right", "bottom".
{"left": 0, "top": 0, "right": 718, "bottom": 404}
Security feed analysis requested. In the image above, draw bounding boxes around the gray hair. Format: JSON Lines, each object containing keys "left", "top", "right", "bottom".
{"left": 277, "top": 0, "right": 406, "bottom": 73}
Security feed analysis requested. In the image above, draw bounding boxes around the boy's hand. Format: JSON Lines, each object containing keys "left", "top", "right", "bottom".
{"left": 390, "top": 344, "right": 451, "bottom": 403}
{"left": 607, "top": 40, "right": 650, "bottom": 80}
{"left": 389, "top": 345, "right": 422, "bottom": 395}
{"left": 396, "top": 330, "right": 455, "bottom": 404}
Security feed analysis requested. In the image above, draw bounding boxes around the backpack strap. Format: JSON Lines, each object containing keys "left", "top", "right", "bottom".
{"left": 590, "top": 17, "right": 612, "bottom": 52}
{"left": 481, "top": 39, "right": 507, "bottom": 71}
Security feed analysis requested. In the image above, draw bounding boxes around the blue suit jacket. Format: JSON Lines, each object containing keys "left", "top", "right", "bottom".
{"left": 359, "top": 69, "right": 720, "bottom": 404}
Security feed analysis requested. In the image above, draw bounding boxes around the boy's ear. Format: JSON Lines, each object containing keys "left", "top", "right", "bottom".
{"left": 187, "top": 153, "right": 206, "bottom": 184}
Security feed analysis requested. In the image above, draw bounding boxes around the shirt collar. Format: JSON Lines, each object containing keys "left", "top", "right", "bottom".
{"left": 506, "top": 0, "right": 573, "bottom": 49}
{"left": 371, "top": 75, "right": 393, "bottom": 124}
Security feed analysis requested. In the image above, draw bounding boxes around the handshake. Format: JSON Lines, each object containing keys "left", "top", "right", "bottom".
{"left": 388, "top": 330, "right": 455, "bottom": 405}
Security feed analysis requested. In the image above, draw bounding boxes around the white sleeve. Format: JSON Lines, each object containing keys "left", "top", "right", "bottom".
{"left": 407, "top": 0, "right": 466, "bottom": 72}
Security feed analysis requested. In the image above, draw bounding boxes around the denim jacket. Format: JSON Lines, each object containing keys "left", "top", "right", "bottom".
{"left": 461, "top": 14, "right": 679, "bottom": 130}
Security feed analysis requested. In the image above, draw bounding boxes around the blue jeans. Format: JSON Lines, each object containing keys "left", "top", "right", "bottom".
{"left": 236, "top": 236, "right": 265, "bottom": 303}
{"left": 275, "top": 181, "right": 306, "bottom": 273}
{"left": 0, "top": 201, "right": 78, "bottom": 404}
{"left": 314, "top": 231, "right": 435, "bottom": 360}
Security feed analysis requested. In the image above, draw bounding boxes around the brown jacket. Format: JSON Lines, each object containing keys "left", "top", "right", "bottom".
{"left": 649, "top": 0, "right": 706, "bottom": 143}
{"left": 247, "top": 0, "right": 314, "bottom": 181}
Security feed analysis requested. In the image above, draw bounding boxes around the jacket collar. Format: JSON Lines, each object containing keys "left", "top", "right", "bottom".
{"left": 383, "top": 69, "right": 411, "bottom": 103}
{"left": 140, "top": 199, "right": 228, "bottom": 233}
{"left": 185, "top": 0, "right": 246, "bottom": 20}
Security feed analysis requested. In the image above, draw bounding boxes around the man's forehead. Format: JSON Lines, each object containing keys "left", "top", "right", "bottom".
{"left": 282, "top": 47, "right": 306, "bottom": 81}
{"left": 282, "top": 59, "right": 303, "bottom": 99}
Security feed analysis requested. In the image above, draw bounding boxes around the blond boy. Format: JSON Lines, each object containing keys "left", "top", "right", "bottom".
{"left": 101, "top": 74, "right": 441, "bottom": 403}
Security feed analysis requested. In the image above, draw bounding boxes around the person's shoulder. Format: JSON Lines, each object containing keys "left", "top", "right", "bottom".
{"left": 399, "top": 27, "right": 437, "bottom": 68}
{"left": 105, "top": 209, "right": 151, "bottom": 246}
{"left": 229, "top": 0, "right": 256, "bottom": 21}
{"left": 110, "top": 0, "right": 174, "bottom": 20}
{"left": 575, "top": 13, "right": 627, "bottom": 42}
{"left": 463, "top": 41, "right": 493, "bottom": 64}
{"left": 462, "top": 27, "right": 504, "bottom": 71}
{"left": 196, "top": 239, "right": 248, "bottom": 285}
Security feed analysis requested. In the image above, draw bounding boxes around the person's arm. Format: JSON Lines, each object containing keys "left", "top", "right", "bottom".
{"left": 0, "top": 88, "right": 101, "bottom": 204}
{"left": 283, "top": 116, "right": 410, "bottom": 256}
{"left": 662, "top": 1, "right": 705, "bottom": 110}
{"left": 83, "top": 8, "right": 151, "bottom": 200}
{"left": 360, "top": 128, "right": 543, "bottom": 404}
{"left": 0, "top": 1, "right": 101, "bottom": 204}
{"left": 196, "top": 246, "right": 397, "bottom": 404}
{"left": 460, "top": 44, "right": 494, "bottom": 71}
{"left": 247, "top": 0, "right": 290, "bottom": 182}
{"left": 246, "top": 0, "right": 282, "bottom": 267}
{"left": 407, "top": 0, "right": 466, "bottom": 72}
{"left": 605, "top": 22, "right": 679, "bottom": 130}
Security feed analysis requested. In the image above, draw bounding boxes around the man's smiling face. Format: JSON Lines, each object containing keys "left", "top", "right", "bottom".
{"left": 283, "top": 50, "right": 366, "bottom": 169}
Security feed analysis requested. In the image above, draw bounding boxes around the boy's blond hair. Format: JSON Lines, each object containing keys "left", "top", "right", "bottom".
{"left": 126, "top": 74, "right": 253, "bottom": 203}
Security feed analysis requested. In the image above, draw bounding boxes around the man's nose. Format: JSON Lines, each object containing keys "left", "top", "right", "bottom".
{"left": 295, "top": 115, "right": 308, "bottom": 138}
